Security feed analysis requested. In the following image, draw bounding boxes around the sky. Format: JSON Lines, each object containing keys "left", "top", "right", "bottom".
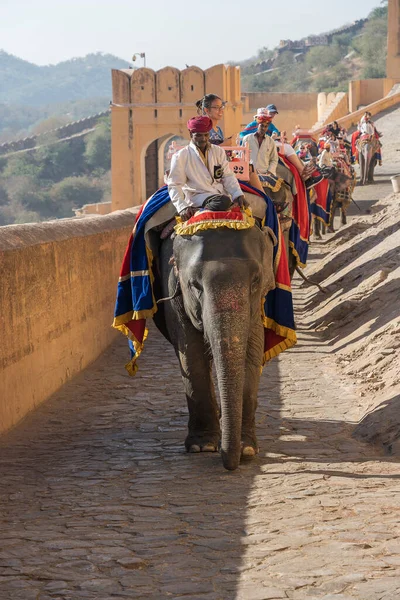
{"left": 0, "top": 0, "right": 382, "bottom": 70}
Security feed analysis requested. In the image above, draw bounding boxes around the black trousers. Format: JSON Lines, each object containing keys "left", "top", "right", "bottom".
{"left": 202, "top": 194, "right": 232, "bottom": 212}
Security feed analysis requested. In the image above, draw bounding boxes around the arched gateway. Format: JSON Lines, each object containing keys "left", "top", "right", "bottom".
{"left": 111, "top": 64, "right": 243, "bottom": 211}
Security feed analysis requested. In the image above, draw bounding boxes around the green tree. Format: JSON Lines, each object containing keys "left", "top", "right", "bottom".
{"left": 305, "top": 46, "right": 343, "bottom": 72}
{"left": 84, "top": 118, "right": 111, "bottom": 172}
{"left": 50, "top": 176, "right": 104, "bottom": 217}
{"left": 35, "top": 138, "right": 86, "bottom": 182}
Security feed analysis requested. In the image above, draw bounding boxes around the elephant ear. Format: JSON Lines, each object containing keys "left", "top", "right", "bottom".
{"left": 262, "top": 226, "right": 278, "bottom": 247}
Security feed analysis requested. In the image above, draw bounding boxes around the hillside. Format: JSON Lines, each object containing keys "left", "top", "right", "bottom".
{"left": 241, "top": 3, "right": 388, "bottom": 93}
{"left": 0, "top": 52, "right": 131, "bottom": 140}
{"left": 0, "top": 51, "right": 131, "bottom": 106}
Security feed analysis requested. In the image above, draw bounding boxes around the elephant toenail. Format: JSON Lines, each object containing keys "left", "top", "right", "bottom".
{"left": 189, "top": 444, "right": 201, "bottom": 453}
{"left": 201, "top": 443, "right": 217, "bottom": 452}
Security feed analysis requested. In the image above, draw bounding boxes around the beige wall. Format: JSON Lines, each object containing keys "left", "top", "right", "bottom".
{"left": 0, "top": 211, "right": 138, "bottom": 434}
{"left": 242, "top": 92, "right": 319, "bottom": 137}
{"left": 387, "top": 0, "right": 400, "bottom": 79}
{"left": 314, "top": 90, "right": 400, "bottom": 135}
{"left": 75, "top": 202, "right": 112, "bottom": 216}
{"left": 349, "top": 78, "right": 400, "bottom": 112}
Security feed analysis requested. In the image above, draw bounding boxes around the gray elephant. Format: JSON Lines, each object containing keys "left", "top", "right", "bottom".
{"left": 153, "top": 210, "right": 277, "bottom": 471}
{"left": 356, "top": 136, "right": 379, "bottom": 186}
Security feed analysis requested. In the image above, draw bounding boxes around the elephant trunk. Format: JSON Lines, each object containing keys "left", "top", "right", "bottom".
{"left": 207, "top": 311, "right": 249, "bottom": 471}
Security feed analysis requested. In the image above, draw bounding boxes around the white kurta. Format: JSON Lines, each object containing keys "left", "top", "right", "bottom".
{"left": 318, "top": 149, "right": 333, "bottom": 168}
{"left": 360, "top": 121, "right": 374, "bottom": 135}
{"left": 167, "top": 141, "right": 243, "bottom": 213}
{"left": 242, "top": 132, "right": 279, "bottom": 175}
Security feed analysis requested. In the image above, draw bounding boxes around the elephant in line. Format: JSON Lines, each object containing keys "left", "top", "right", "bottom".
{"left": 153, "top": 204, "right": 277, "bottom": 471}
{"left": 356, "top": 136, "right": 379, "bottom": 186}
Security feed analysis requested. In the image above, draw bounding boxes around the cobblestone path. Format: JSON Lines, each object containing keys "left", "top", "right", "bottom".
{"left": 1, "top": 283, "right": 399, "bottom": 600}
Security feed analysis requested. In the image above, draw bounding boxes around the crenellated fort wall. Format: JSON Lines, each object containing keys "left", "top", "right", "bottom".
{"left": 111, "top": 64, "right": 243, "bottom": 210}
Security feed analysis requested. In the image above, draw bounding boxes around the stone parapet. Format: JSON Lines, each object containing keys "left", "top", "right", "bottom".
{"left": 0, "top": 211, "right": 137, "bottom": 434}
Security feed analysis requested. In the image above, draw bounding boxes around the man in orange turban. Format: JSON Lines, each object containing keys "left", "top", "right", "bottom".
{"left": 167, "top": 117, "right": 247, "bottom": 220}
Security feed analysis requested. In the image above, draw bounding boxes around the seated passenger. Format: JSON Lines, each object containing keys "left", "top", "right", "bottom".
{"left": 318, "top": 142, "right": 333, "bottom": 169}
{"left": 196, "top": 93, "right": 232, "bottom": 145}
{"left": 167, "top": 116, "right": 247, "bottom": 221}
{"left": 241, "top": 115, "right": 279, "bottom": 177}
{"left": 272, "top": 132, "right": 305, "bottom": 175}
{"left": 239, "top": 106, "right": 280, "bottom": 140}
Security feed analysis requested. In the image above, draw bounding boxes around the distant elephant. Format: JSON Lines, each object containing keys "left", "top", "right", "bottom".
{"left": 356, "top": 135, "right": 379, "bottom": 186}
{"left": 153, "top": 202, "right": 277, "bottom": 471}
{"left": 318, "top": 163, "right": 354, "bottom": 233}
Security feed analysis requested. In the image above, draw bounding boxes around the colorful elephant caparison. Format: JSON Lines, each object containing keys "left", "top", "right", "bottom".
{"left": 153, "top": 200, "right": 277, "bottom": 471}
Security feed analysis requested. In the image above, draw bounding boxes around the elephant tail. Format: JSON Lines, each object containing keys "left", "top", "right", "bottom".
{"left": 295, "top": 266, "right": 327, "bottom": 294}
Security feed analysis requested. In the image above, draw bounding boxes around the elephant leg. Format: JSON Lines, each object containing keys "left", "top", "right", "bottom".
{"left": 314, "top": 216, "right": 322, "bottom": 240}
{"left": 241, "top": 324, "right": 264, "bottom": 457}
{"left": 368, "top": 156, "right": 377, "bottom": 183}
{"left": 175, "top": 326, "right": 221, "bottom": 452}
{"left": 358, "top": 153, "right": 365, "bottom": 185}
{"left": 328, "top": 197, "right": 338, "bottom": 232}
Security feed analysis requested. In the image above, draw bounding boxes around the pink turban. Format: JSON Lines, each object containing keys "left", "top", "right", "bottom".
{"left": 187, "top": 116, "right": 213, "bottom": 133}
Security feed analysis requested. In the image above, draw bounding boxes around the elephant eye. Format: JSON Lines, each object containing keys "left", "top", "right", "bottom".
{"left": 251, "top": 277, "right": 260, "bottom": 293}
{"left": 189, "top": 280, "right": 203, "bottom": 294}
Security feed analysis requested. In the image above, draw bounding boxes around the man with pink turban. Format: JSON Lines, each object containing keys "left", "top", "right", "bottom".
{"left": 167, "top": 116, "right": 247, "bottom": 220}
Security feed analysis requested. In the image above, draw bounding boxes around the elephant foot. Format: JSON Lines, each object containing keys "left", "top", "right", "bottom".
{"left": 240, "top": 434, "right": 259, "bottom": 459}
{"left": 185, "top": 434, "right": 220, "bottom": 454}
{"left": 188, "top": 443, "right": 217, "bottom": 453}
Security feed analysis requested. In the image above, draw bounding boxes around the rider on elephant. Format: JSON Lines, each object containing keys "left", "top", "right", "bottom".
{"left": 167, "top": 116, "right": 247, "bottom": 221}
{"left": 239, "top": 105, "right": 280, "bottom": 140}
{"left": 241, "top": 116, "right": 279, "bottom": 177}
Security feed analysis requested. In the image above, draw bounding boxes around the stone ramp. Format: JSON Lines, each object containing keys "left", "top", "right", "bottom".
{"left": 0, "top": 310, "right": 399, "bottom": 599}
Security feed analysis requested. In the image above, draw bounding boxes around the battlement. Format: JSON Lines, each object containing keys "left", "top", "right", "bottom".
{"left": 0, "top": 110, "right": 110, "bottom": 156}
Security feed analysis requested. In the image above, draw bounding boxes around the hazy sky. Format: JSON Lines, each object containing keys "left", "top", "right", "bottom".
{"left": 1, "top": 0, "right": 382, "bottom": 70}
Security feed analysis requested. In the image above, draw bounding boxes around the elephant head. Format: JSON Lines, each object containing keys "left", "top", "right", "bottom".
{"left": 171, "top": 224, "right": 276, "bottom": 470}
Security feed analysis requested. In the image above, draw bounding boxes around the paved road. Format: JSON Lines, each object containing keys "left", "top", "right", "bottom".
{"left": 1, "top": 289, "right": 399, "bottom": 599}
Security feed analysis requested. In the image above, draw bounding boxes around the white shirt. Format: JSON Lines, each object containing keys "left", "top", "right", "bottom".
{"left": 242, "top": 132, "right": 279, "bottom": 175}
{"left": 318, "top": 149, "right": 333, "bottom": 168}
{"left": 360, "top": 121, "right": 374, "bottom": 135}
{"left": 167, "top": 141, "right": 243, "bottom": 214}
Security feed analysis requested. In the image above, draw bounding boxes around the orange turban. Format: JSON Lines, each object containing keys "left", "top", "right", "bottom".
{"left": 187, "top": 116, "right": 213, "bottom": 133}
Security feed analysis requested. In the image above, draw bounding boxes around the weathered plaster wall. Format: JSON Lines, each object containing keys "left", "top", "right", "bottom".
{"left": 242, "top": 92, "right": 319, "bottom": 136}
{"left": 349, "top": 78, "right": 400, "bottom": 112}
{"left": 0, "top": 212, "right": 137, "bottom": 434}
{"left": 387, "top": 0, "right": 400, "bottom": 79}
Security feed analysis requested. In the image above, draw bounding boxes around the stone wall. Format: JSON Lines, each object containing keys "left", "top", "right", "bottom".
{"left": 0, "top": 212, "right": 137, "bottom": 434}
{"left": 0, "top": 110, "right": 110, "bottom": 156}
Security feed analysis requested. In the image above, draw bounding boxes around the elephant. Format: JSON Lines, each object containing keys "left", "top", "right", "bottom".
{"left": 356, "top": 135, "right": 379, "bottom": 186}
{"left": 315, "top": 163, "right": 354, "bottom": 233}
{"left": 152, "top": 202, "right": 277, "bottom": 471}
